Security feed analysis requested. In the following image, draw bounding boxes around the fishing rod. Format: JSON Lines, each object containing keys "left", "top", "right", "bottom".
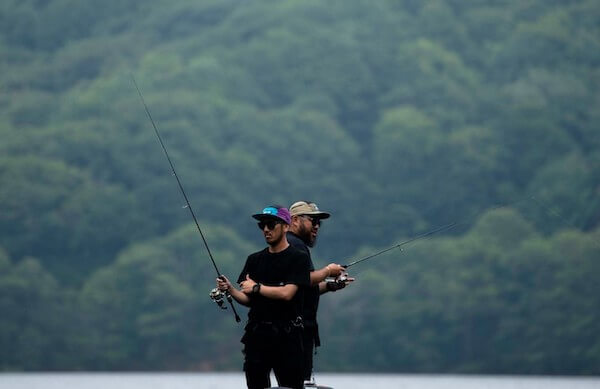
{"left": 339, "top": 196, "right": 535, "bottom": 272}
{"left": 343, "top": 221, "right": 458, "bottom": 269}
{"left": 341, "top": 194, "right": 562, "bottom": 272}
{"left": 132, "top": 76, "right": 241, "bottom": 323}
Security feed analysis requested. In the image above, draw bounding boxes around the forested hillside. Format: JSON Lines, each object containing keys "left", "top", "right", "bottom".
{"left": 1, "top": 0, "right": 599, "bottom": 374}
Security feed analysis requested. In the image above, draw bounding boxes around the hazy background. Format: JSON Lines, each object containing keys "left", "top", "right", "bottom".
{"left": 0, "top": 0, "right": 599, "bottom": 375}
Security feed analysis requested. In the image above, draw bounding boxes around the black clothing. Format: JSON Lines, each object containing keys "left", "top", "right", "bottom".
{"left": 237, "top": 245, "right": 311, "bottom": 389}
{"left": 237, "top": 245, "right": 310, "bottom": 322}
{"left": 300, "top": 324, "right": 317, "bottom": 382}
{"left": 286, "top": 232, "right": 319, "bottom": 324}
{"left": 243, "top": 321, "right": 304, "bottom": 389}
{"left": 286, "top": 231, "right": 321, "bottom": 381}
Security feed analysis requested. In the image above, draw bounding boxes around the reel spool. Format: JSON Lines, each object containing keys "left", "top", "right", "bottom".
{"left": 209, "top": 288, "right": 227, "bottom": 309}
{"left": 325, "top": 272, "right": 349, "bottom": 292}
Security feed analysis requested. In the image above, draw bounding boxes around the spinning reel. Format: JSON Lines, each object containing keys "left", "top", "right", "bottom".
{"left": 326, "top": 272, "right": 349, "bottom": 292}
{"left": 209, "top": 288, "right": 233, "bottom": 310}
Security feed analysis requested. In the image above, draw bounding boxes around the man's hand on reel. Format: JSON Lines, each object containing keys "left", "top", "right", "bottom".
{"left": 326, "top": 271, "right": 355, "bottom": 292}
{"left": 324, "top": 263, "right": 345, "bottom": 278}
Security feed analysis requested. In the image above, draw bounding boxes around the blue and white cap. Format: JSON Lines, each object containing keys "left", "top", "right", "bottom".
{"left": 252, "top": 205, "right": 291, "bottom": 224}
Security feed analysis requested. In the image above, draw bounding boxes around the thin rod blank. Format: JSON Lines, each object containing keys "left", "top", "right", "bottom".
{"left": 345, "top": 222, "right": 457, "bottom": 268}
{"left": 132, "top": 76, "right": 221, "bottom": 276}
{"left": 132, "top": 76, "right": 240, "bottom": 322}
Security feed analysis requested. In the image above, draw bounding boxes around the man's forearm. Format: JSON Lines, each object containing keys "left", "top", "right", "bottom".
{"left": 258, "top": 284, "right": 298, "bottom": 301}
{"left": 228, "top": 287, "right": 251, "bottom": 306}
{"left": 310, "top": 266, "right": 331, "bottom": 286}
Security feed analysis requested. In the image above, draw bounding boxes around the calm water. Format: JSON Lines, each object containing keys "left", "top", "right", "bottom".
{"left": 1, "top": 372, "right": 599, "bottom": 389}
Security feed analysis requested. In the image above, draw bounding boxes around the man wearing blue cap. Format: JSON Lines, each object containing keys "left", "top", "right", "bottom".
{"left": 217, "top": 205, "right": 311, "bottom": 389}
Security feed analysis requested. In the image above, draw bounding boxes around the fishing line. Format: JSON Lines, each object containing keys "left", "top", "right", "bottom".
{"left": 530, "top": 195, "right": 600, "bottom": 248}
{"left": 132, "top": 75, "right": 241, "bottom": 322}
{"left": 530, "top": 195, "right": 578, "bottom": 229}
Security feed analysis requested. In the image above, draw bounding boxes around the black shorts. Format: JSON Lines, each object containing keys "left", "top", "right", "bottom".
{"left": 242, "top": 322, "right": 304, "bottom": 389}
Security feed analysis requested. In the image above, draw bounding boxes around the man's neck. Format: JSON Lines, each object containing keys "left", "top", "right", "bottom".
{"left": 269, "top": 239, "right": 290, "bottom": 253}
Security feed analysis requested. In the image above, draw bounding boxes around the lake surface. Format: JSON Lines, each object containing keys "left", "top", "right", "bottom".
{"left": 1, "top": 372, "right": 599, "bottom": 389}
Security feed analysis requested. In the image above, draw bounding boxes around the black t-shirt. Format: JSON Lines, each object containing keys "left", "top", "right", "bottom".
{"left": 286, "top": 232, "right": 319, "bottom": 324}
{"left": 237, "top": 245, "right": 311, "bottom": 323}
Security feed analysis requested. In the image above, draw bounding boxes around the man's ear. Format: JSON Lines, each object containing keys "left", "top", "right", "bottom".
{"left": 290, "top": 215, "right": 299, "bottom": 227}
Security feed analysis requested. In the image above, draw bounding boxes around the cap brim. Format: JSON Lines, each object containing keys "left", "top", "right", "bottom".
{"left": 252, "top": 214, "right": 280, "bottom": 221}
{"left": 252, "top": 214, "right": 291, "bottom": 224}
{"left": 301, "top": 211, "right": 330, "bottom": 219}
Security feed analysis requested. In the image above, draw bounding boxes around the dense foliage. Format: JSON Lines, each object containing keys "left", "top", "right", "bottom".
{"left": 1, "top": 0, "right": 599, "bottom": 374}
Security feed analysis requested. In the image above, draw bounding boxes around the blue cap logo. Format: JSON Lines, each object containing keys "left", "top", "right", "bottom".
{"left": 262, "top": 207, "right": 278, "bottom": 216}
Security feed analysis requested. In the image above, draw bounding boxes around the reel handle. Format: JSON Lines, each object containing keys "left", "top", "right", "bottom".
{"left": 213, "top": 276, "right": 241, "bottom": 322}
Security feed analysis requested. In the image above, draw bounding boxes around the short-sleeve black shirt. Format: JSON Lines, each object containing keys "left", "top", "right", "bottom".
{"left": 237, "top": 245, "right": 311, "bottom": 323}
{"left": 286, "top": 232, "right": 319, "bottom": 324}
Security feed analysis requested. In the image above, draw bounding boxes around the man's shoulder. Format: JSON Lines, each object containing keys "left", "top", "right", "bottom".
{"left": 283, "top": 245, "right": 311, "bottom": 273}
{"left": 285, "top": 243, "right": 309, "bottom": 258}
{"left": 286, "top": 232, "right": 306, "bottom": 248}
{"left": 286, "top": 232, "right": 311, "bottom": 256}
{"left": 247, "top": 247, "right": 269, "bottom": 260}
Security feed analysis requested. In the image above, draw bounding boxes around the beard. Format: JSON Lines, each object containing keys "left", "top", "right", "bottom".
{"left": 297, "top": 223, "right": 316, "bottom": 247}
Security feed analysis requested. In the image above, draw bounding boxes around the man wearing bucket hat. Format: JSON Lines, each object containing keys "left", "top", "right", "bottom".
{"left": 287, "top": 200, "right": 354, "bottom": 385}
{"left": 217, "top": 205, "right": 311, "bottom": 389}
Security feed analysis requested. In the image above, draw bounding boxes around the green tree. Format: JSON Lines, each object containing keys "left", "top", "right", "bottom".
{"left": 0, "top": 253, "right": 74, "bottom": 370}
{"left": 0, "top": 156, "right": 150, "bottom": 283}
{"left": 78, "top": 222, "right": 255, "bottom": 369}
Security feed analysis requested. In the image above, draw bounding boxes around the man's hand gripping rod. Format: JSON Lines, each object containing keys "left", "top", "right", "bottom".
{"left": 132, "top": 76, "right": 240, "bottom": 323}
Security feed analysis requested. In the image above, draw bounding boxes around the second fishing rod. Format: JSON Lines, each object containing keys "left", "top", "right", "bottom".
{"left": 342, "top": 221, "right": 458, "bottom": 269}
{"left": 337, "top": 195, "right": 542, "bottom": 278}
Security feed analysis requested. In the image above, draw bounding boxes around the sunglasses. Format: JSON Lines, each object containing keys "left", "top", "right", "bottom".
{"left": 301, "top": 215, "right": 321, "bottom": 227}
{"left": 257, "top": 220, "right": 282, "bottom": 230}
